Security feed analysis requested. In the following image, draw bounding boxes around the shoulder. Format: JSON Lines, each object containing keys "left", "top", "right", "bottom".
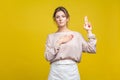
{"left": 46, "top": 32, "right": 56, "bottom": 39}
{"left": 48, "top": 32, "right": 56, "bottom": 36}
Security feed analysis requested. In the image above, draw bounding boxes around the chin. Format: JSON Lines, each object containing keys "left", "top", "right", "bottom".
{"left": 58, "top": 25, "right": 65, "bottom": 28}
{"left": 58, "top": 24, "right": 65, "bottom": 27}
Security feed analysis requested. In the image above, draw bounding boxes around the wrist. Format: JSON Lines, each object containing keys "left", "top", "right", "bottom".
{"left": 87, "top": 30, "right": 92, "bottom": 34}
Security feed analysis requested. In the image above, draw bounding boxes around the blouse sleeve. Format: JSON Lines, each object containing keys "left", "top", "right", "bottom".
{"left": 79, "top": 32, "right": 97, "bottom": 53}
{"left": 44, "top": 35, "right": 61, "bottom": 61}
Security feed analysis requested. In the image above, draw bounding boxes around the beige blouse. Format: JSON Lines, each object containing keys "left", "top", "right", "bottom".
{"left": 44, "top": 31, "right": 97, "bottom": 63}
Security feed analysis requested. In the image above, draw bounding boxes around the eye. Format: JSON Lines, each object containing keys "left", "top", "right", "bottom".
{"left": 55, "top": 16, "right": 60, "bottom": 19}
{"left": 62, "top": 15, "right": 66, "bottom": 18}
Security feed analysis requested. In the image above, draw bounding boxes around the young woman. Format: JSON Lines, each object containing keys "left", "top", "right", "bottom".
{"left": 44, "top": 6, "right": 97, "bottom": 80}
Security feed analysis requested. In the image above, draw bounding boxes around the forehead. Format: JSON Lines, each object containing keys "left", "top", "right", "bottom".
{"left": 55, "top": 11, "right": 65, "bottom": 16}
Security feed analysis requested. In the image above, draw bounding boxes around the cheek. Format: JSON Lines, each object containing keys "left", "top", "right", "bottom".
{"left": 64, "top": 19, "right": 68, "bottom": 23}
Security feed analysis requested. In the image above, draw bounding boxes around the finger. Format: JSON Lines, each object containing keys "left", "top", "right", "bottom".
{"left": 88, "top": 22, "right": 92, "bottom": 28}
{"left": 84, "top": 16, "right": 88, "bottom": 24}
{"left": 69, "top": 34, "right": 73, "bottom": 39}
{"left": 84, "top": 24, "right": 88, "bottom": 29}
{"left": 68, "top": 34, "right": 73, "bottom": 40}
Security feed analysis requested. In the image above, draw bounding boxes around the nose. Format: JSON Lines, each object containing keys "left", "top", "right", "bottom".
{"left": 59, "top": 17, "right": 62, "bottom": 21}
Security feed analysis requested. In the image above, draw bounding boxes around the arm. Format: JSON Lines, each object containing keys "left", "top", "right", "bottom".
{"left": 44, "top": 35, "right": 60, "bottom": 61}
{"left": 81, "top": 31, "right": 97, "bottom": 53}
{"left": 44, "top": 34, "right": 73, "bottom": 61}
{"left": 82, "top": 16, "right": 97, "bottom": 53}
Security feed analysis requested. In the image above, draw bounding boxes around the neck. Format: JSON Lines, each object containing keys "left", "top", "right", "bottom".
{"left": 57, "top": 26, "right": 69, "bottom": 32}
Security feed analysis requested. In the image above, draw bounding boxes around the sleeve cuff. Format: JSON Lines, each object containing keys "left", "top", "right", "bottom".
{"left": 88, "top": 33, "right": 96, "bottom": 39}
{"left": 54, "top": 43, "right": 61, "bottom": 54}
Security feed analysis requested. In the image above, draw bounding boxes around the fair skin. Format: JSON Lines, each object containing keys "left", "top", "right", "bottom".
{"left": 54, "top": 11, "right": 93, "bottom": 46}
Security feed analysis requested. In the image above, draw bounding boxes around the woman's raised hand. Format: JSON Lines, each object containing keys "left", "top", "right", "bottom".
{"left": 84, "top": 16, "right": 92, "bottom": 31}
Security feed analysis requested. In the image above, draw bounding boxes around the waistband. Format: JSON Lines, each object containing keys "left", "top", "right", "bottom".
{"left": 51, "top": 59, "right": 76, "bottom": 65}
{"left": 50, "top": 57, "right": 78, "bottom": 64}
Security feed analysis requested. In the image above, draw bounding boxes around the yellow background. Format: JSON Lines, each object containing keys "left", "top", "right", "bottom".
{"left": 0, "top": 0, "right": 120, "bottom": 80}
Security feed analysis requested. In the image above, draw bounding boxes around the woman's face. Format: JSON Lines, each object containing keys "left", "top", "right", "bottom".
{"left": 55, "top": 11, "right": 69, "bottom": 27}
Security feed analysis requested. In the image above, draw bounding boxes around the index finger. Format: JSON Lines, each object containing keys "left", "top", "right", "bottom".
{"left": 84, "top": 16, "right": 88, "bottom": 24}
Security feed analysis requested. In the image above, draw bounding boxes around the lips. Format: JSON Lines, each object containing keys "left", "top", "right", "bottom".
{"left": 59, "top": 22, "right": 63, "bottom": 24}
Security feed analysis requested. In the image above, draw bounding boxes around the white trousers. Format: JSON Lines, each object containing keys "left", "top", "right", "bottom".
{"left": 48, "top": 60, "right": 80, "bottom": 80}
